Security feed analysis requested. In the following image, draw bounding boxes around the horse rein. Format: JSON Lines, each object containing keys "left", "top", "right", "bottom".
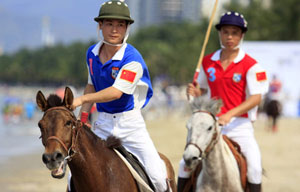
{"left": 185, "top": 110, "right": 219, "bottom": 160}
{"left": 43, "top": 106, "right": 81, "bottom": 162}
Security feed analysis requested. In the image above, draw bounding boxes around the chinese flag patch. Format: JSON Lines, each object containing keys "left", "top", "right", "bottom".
{"left": 120, "top": 69, "right": 136, "bottom": 83}
{"left": 256, "top": 71, "right": 267, "bottom": 82}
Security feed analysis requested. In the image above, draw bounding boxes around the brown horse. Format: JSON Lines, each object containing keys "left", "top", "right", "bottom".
{"left": 36, "top": 87, "right": 176, "bottom": 192}
{"left": 263, "top": 97, "right": 282, "bottom": 132}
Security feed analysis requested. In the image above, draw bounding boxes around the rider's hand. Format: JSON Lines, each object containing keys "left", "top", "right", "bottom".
{"left": 71, "top": 97, "right": 83, "bottom": 110}
{"left": 186, "top": 82, "right": 201, "bottom": 99}
{"left": 218, "top": 113, "right": 233, "bottom": 126}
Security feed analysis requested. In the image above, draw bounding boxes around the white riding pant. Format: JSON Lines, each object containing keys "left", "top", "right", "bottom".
{"left": 93, "top": 109, "right": 167, "bottom": 192}
{"left": 178, "top": 117, "right": 262, "bottom": 184}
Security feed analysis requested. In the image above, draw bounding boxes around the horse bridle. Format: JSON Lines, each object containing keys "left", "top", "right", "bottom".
{"left": 185, "top": 110, "right": 219, "bottom": 160}
{"left": 43, "top": 106, "right": 81, "bottom": 162}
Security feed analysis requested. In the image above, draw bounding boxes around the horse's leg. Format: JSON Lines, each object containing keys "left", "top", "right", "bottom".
{"left": 159, "top": 153, "right": 177, "bottom": 192}
{"left": 272, "top": 116, "right": 278, "bottom": 133}
{"left": 267, "top": 117, "right": 272, "bottom": 132}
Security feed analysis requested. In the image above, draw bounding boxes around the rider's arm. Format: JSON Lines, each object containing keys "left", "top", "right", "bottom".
{"left": 73, "top": 61, "right": 143, "bottom": 109}
{"left": 78, "top": 84, "right": 96, "bottom": 118}
{"left": 73, "top": 86, "right": 123, "bottom": 108}
{"left": 218, "top": 94, "right": 262, "bottom": 125}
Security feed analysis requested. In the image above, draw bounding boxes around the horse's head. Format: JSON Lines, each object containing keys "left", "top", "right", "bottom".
{"left": 36, "top": 87, "right": 76, "bottom": 179}
{"left": 183, "top": 96, "right": 222, "bottom": 169}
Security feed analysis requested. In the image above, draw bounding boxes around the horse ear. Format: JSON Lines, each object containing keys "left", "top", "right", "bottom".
{"left": 36, "top": 91, "right": 48, "bottom": 112}
{"left": 63, "top": 87, "right": 74, "bottom": 110}
{"left": 208, "top": 99, "right": 223, "bottom": 116}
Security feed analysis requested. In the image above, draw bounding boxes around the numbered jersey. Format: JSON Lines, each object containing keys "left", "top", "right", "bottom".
{"left": 198, "top": 49, "right": 268, "bottom": 120}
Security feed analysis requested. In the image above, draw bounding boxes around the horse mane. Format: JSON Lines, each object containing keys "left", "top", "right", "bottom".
{"left": 106, "top": 136, "right": 122, "bottom": 149}
{"left": 47, "top": 94, "right": 63, "bottom": 108}
{"left": 191, "top": 96, "right": 223, "bottom": 116}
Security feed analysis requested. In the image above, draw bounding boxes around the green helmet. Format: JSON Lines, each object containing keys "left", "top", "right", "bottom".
{"left": 94, "top": 0, "right": 134, "bottom": 24}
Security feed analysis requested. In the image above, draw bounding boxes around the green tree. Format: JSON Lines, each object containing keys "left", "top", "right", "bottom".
{"left": 1, "top": 0, "right": 299, "bottom": 86}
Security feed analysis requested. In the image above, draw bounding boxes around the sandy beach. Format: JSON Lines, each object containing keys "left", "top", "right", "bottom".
{"left": 0, "top": 115, "right": 299, "bottom": 192}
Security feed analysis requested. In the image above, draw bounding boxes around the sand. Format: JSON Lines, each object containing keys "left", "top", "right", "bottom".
{"left": 0, "top": 115, "right": 299, "bottom": 192}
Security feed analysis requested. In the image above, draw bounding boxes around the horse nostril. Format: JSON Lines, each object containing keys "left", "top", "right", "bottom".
{"left": 192, "top": 156, "right": 199, "bottom": 161}
{"left": 184, "top": 159, "right": 192, "bottom": 167}
{"left": 42, "top": 153, "right": 51, "bottom": 164}
{"left": 53, "top": 151, "right": 63, "bottom": 161}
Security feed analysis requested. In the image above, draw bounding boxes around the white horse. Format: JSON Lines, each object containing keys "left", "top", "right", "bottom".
{"left": 183, "top": 96, "right": 244, "bottom": 192}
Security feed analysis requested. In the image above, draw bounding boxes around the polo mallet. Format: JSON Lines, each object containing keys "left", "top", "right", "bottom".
{"left": 190, "top": 0, "right": 219, "bottom": 101}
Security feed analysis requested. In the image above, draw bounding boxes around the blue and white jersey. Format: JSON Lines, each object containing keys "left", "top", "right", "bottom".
{"left": 86, "top": 41, "right": 153, "bottom": 114}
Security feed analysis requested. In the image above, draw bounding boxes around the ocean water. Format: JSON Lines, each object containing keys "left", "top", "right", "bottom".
{"left": 0, "top": 86, "right": 60, "bottom": 164}
{"left": 0, "top": 111, "right": 44, "bottom": 163}
{"left": 0, "top": 85, "right": 82, "bottom": 165}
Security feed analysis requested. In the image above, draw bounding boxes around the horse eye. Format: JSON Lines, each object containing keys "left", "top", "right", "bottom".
{"left": 208, "top": 126, "right": 213, "bottom": 131}
{"left": 65, "top": 120, "right": 72, "bottom": 126}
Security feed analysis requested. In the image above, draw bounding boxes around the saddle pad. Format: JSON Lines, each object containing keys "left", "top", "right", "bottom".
{"left": 223, "top": 135, "right": 248, "bottom": 191}
{"left": 114, "top": 149, "right": 154, "bottom": 192}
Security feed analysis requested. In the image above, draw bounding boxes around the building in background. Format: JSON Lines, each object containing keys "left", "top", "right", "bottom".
{"left": 125, "top": 0, "right": 272, "bottom": 31}
{"left": 41, "top": 16, "right": 55, "bottom": 47}
{"left": 160, "top": 0, "right": 183, "bottom": 23}
{"left": 125, "top": 0, "right": 161, "bottom": 32}
{"left": 126, "top": 0, "right": 203, "bottom": 32}
{"left": 182, "top": 0, "right": 203, "bottom": 23}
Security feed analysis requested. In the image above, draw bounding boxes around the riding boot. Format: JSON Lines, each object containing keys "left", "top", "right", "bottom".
{"left": 248, "top": 183, "right": 262, "bottom": 192}
{"left": 177, "top": 177, "right": 192, "bottom": 192}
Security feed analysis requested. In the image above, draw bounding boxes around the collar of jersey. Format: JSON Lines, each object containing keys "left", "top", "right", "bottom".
{"left": 211, "top": 48, "right": 246, "bottom": 64}
{"left": 91, "top": 40, "right": 128, "bottom": 61}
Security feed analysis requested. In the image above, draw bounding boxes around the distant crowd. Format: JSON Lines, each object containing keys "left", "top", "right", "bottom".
{"left": 1, "top": 97, "right": 36, "bottom": 124}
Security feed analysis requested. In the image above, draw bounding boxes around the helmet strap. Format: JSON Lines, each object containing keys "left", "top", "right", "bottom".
{"left": 97, "top": 24, "right": 131, "bottom": 47}
{"left": 218, "top": 32, "right": 244, "bottom": 50}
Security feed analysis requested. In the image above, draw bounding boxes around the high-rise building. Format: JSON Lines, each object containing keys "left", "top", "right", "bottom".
{"left": 42, "top": 16, "right": 55, "bottom": 47}
{"left": 182, "top": 0, "right": 203, "bottom": 23}
{"left": 126, "top": 0, "right": 161, "bottom": 32}
{"left": 160, "top": 0, "right": 182, "bottom": 22}
{"left": 125, "top": 0, "right": 272, "bottom": 32}
{"left": 125, "top": 0, "right": 203, "bottom": 32}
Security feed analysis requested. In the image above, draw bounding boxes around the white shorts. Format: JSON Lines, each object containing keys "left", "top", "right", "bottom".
{"left": 93, "top": 109, "right": 167, "bottom": 192}
{"left": 178, "top": 117, "right": 262, "bottom": 184}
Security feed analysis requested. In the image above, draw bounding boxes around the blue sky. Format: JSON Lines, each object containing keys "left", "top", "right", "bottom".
{"left": 0, "top": 0, "right": 106, "bottom": 52}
